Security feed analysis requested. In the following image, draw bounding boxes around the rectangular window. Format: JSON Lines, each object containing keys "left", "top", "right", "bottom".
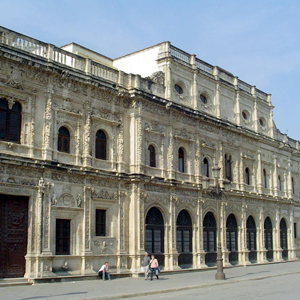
{"left": 96, "top": 209, "right": 106, "bottom": 236}
{"left": 294, "top": 223, "right": 297, "bottom": 239}
{"left": 56, "top": 219, "right": 71, "bottom": 255}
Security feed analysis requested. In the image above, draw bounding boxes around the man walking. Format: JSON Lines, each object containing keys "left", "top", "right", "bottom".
{"left": 142, "top": 252, "right": 150, "bottom": 280}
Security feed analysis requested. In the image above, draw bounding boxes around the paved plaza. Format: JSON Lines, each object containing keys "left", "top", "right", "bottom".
{"left": 1, "top": 261, "right": 300, "bottom": 300}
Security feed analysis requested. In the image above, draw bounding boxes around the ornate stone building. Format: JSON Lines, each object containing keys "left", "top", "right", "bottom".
{"left": 0, "top": 26, "right": 299, "bottom": 280}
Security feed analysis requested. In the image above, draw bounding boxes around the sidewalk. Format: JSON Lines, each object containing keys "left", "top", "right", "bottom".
{"left": 1, "top": 261, "right": 300, "bottom": 300}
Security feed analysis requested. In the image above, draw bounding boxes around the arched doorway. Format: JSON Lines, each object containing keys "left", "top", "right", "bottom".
{"left": 246, "top": 216, "right": 257, "bottom": 263}
{"left": 280, "top": 218, "right": 288, "bottom": 260}
{"left": 264, "top": 217, "right": 273, "bottom": 262}
{"left": 145, "top": 207, "right": 164, "bottom": 266}
{"left": 226, "top": 214, "right": 238, "bottom": 265}
{"left": 176, "top": 210, "right": 192, "bottom": 268}
{"left": 203, "top": 212, "right": 217, "bottom": 266}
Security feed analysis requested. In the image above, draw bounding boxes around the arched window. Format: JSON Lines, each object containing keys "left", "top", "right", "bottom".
{"left": 245, "top": 167, "right": 250, "bottom": 185}
{"left": 58, "top": 126, "right": 70, "bottom": 153}
{"left": 178, "top": 147, "right": 185, "bottom": 173}
{"left": 280, "top": 218, "right": 288, "bottom": 259}
{"left": 263, "top": 169, "right": 267, "bottom": 188}
{"left": 145, "top": 207, "right": 164, "bottom": 266}
{"left": 247, "top": 216, "right": 257, "bottom": 262}
{"left": 0, "top": 99, "right": 22, "bottom": 143}
{"left": 148, "top": 145, "right": 156, "bottom": 167}
{"left": 225, "top": 154, "right": 232, "bottom": 181}
{"left": 292, "top": 177, "right": 295, "bottom": 194}
{"left": 203, "top": 158, "right": 209, "bottom": 177}
{"left": 176, "top": 210, "right": 193, "bottom": 267}
{"left": 203, "top": 212, "right": 217, "bottom": 266}
{"left": 264, "top": 217, "right": 273, "bottom": 261}
{"left": 226, "top": 214, "right": 238, "bottom": 264}
{"left": 278, "top": 175, "right": 282, "bottom": 191}
{"left": 95, "top": 130, "right": 107, "bottom": 160}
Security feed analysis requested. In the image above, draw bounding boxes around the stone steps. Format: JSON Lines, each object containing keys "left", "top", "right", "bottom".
{"left": 0, "top": 278, "right": 32, "bottom": 287}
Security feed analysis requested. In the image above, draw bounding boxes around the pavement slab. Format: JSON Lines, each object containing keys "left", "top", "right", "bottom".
{"left": 1, "top": 261, "right": 300, "bottom": 300}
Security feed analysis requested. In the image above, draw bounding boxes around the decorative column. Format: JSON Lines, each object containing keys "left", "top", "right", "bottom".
{"left": 194, "top": 133, "right": 202, "bottom": 185}
{"left": 82, "top": 101, "right": 92, "bottom": 167}
{"left": 75, "top": 120, "right": 81, "bottom": 165}
{"left": 36, "top": 177, "right": 45, "bottom": 277}
{"left": 258, "top": 207, "right": 266, "bottom": 263}
{"left": 190, "top": 55, "right": 198, "bottom": 110}
{"left": 273, "top": 155, "right": 278, "bottom": 197}
{"left": 288, "top": 208, "right": 296, "bottom": 260}
{"left": 274, "top": 208, "right": 282, "bottom": 261}
{"left": 215, "top": 81, "right": 221, "bottom": 119}
{"left": 234, "top": 77, "right": 241, "bottom": 126}
{"left": 117, "top": 121, "right": 125, "bottom": 173}
{"left": 252, "top": 88, "right": 258, "bottom": 133}
{"left": 239, "top": 149, "right": 244, "bottom": 191}
{"left": 197, "top": 199, "right": 206, "bottom": 268}
{"left": 117, "top": 189, "right": 127, "bottom": 272}
{"left": 81, "top": 186, "right": 93, "bottom": 275}
{"left": 169, "top": 194, "right": 180, "bottom": 270}
{"left": 167, "top": 110, "right": 175, "bottom": 180}
{"left": 240, "top": 202, "right": 250, "bottom": 265}
{"left": 129, "top": 100, "right": 143, "bottom": 173}
{"left": 268, "top": 95, "right": 275, "bottom": 139}
{"left": 42, "top": 89, "right": 54, "bottom": 161}
{"left": 128, "top": 183, "right": 142, "bottom": 274}
{"left": 257, "top": 151, "right": 262, "bottom": 194}
{"left": 287, "top": 159, "right": 292, "bottom": 199}
{"left": 29, "top": 96, "right": 36, "bottom": 158}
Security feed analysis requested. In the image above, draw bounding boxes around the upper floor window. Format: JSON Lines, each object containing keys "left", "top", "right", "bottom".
{"left": 0, "top": 99, "right": 22, "bottom": 143}
{"left": 278, "top": 175, "right": 282, "bottom": 191}
{"left": 178, "top": 147, "right": 185, "bottom": 173}
{"left": 292, "top": 177, "right": 295, "bottom": 194}
{"left": 95, "top": 130, "right": 107, "bottom": 160}
{"left": 245, "top": 167, "right": 250, "bottom": 185}
{"left": 203, "top": 158, "right": 209, "bottom": 177}
{"left": 225, "top": 154, "right": 232, "bottom": 181}
{"left": 96, "top": 209, "right": 106, "bottom": 236}
{"left": 200, "top": 94, "right": 208, "bottom": 104}
{"left": 148, "top": 145, "right": 156, "bottom": 167}
{"left": 175, "top": 84, "right": 183, "bottom": 95}
{"left": 58, "top": 126, "right": 70, "bottom": 153}
{"left": 263, "top": 169, "right": 267, "bottom": 188}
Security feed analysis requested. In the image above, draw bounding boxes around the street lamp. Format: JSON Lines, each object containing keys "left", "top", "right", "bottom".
{"left": 210, "top": 165, "right": 229, "bottom": 280}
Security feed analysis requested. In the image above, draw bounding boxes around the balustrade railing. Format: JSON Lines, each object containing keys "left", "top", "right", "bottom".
{"left": 195, "top": 60, "right": 213, "bottom": 74}
{"left": 238, "top": 80, "right": 252, "bottom": 94}
{"left": 0, "top": 26, "right": 118, "bottom": 83}
{"left": 170, "top": 46, "right": 190, "bottom": 64}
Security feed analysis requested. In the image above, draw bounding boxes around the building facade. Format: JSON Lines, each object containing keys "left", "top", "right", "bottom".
{"left": 0, "top": 26, "right": 299, "bottom": 280}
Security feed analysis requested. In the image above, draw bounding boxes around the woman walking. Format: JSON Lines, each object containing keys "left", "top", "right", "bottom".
{"left": 149, "top": 254, "right": 159, "bottom": 280}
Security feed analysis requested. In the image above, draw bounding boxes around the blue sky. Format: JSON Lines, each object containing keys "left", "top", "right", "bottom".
{"left": 2, "top": 0, "right": 300, "bottom": 140}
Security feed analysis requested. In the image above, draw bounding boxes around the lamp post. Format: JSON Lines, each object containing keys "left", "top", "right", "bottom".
{"left": 211, "top": 165, "right": 228, "bottom": 280}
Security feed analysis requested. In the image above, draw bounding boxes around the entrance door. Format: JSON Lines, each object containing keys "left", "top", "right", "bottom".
{"left": 145, "top": 207, "right": 164, "bottom": 266}
{"left": 0, "top": 195, "right": 28, "bottom": 278}
{"left": 176, "top": 210, "right": 192, "bottom": 268}
{"left": 264, "top": 217, "right": 273, "bottom": 261}
{"left": 226, "top": 214, "right": 238, "bottom": 265}
{"left": 246, "top": 216, "right": 257, "bottom": 263}
{"left": 203, "top": 212, "right": 217, "bottom": 266}
{"left": 280, "top": 218, "right": 288, "bottom": 260}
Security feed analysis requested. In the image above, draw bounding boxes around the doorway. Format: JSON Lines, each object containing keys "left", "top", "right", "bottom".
{"left": 0, "top": 194, "right": 28, "bottom": 278}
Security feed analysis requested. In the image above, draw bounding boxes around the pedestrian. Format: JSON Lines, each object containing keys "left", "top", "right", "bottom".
{"left": 98, "top": 261, "right": 111, "bottom": 281}
{"left": 142, "top": 252, "right": 151, "bottom": 280}
{"left": 149, "top": 254, "right": 159, "bottom": 280}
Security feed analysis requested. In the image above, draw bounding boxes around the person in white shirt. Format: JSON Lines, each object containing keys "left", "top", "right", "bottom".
{"left": 98, "top": 262, "right": 111, "bottom": 281}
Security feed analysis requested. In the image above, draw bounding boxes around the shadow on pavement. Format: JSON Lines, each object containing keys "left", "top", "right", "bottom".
{"left": 226, "top": 270, "right": 269, "bottom": 279}
{"left": 20, "top": 291, "right": 87, "bottom": 300}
